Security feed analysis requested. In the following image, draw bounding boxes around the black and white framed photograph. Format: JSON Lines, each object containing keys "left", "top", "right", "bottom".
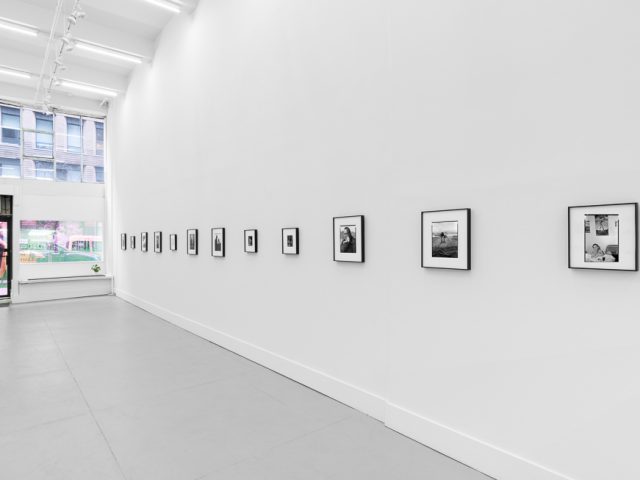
{"left": 130, "top": 234, "right": 136, "bottom": 250}
{"left": 421, "top": 209, "right": 471, "bottom": 270}
{"left": 568, "top": 203, "right": 638, "bottom": 271}
{"left": 333, "top": 215, "right": 364, "bottom": 263}
{"left": 141, "top": 232, "right": 148, "bottom": 252}
{"left": 154, "top": 231, "right": 162, "bottom": 253}
{"left": 282, "top": 227, "right": 299, "bottom": 255}
{"left": 244, "top": 229, "right": 258, "bottom": 253}
{"left": 211, "top": 228, "right": 225, "bottom": 257}
{"left": 121, "top": 233, "right": 127, "bottom": 250}
{"left": 187, "top": 229, "right": 198, "bottom": 255}
{"left": 169, "top": 234, "right": 177, "bottom": 251}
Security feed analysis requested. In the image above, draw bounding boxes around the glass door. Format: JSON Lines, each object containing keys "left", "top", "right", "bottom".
{"left": 0, "top": 217, "right": 10, "bottom": 298}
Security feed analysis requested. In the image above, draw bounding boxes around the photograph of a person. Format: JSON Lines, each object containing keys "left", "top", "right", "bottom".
{"left": 584, "top": 214, "right": 619, "bottom": 263}
{"left": 130, "top": 235, "right": 136, "bottom": 249}
{"left": 154, "top": 231, "right": 162, "bottom": 253}
{"left": 431, "top": 221, "right": 458, "bottom": 258}
{"left": 333, "top": 215, "right": 364, "bottom": 262}
{"left": 121, "top": 233, "right": 127, "bottom": 250}
{"left": 211, "top": 228, "right": 225, "bottom": 257}
{"left": 421, "top": 209, "right": 470, "bottom": 270}
{"left": 569, "top": 203, "right": 638, "bottom": 271}
{"left": 187, "top": 229, "right": 198, "bottom": 255}
{"left": 169, "top": 234, "right": 177, "bottom": 251}
{"left": 340, "top": 226, "right": 356, "bottom": 253}
{"left": 281, "top": 227, "right": 299, "bottom": 255}
{"left": 244, "top": 229, "right": 257, "bottom": 253}
{"left": 141, "top": 232, "right": 148, "bottom": 252}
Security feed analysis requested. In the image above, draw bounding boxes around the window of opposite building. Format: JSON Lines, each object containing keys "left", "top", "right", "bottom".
{"left": 1, "top": 106, "right": 20, "bottom": 145}
{"left": 0, "top": 103, "right": 105, "bottom": 184}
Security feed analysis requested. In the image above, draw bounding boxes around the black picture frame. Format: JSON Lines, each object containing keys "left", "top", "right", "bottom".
{"left": 244, "top": 229, "right": 258, "bottom": 253}
{"left": 130, "top": 235, "right": 136, "bottom": 249}
{"left": 421, "top": 208, "right": 471, "bottom": 270}
{"left": 154, "top": 231, "right": 162, "bottom": 253}
{"left": 568, "top": 202, "right": 638, "bottom": 271}
{"left": 211, "top": 228, "right": 225, "bottom": 257}
{"left": 281, "top": 227, "right": 299, "bottom": 255}
{"left": 141, "top": 232, "right": 148, "bottom": 252}
{"left": 187, "top": 229, "right": 198, "bottom": 255}
{"left": 333, "top": 215, "right": 364, "bottom": 263}
{"left": 121, "top": 233, "right": 127, "bottom": 251}
{"left": 169, "top": 234, "right": 177, "bottom": 251}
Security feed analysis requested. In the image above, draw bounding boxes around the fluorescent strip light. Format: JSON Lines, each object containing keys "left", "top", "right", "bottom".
{"left": 59, "top": 80, "right": 118, "bottom": 98}
{"left": 144, "top": 0, "right": 181, "bottom": 14}
{"left": 76, "top": 41, "right": 144, "bottom": 64}
{"left": 0, "top": 17, "right": 39, "bottom": 37}
{"left": 0, "top": 66, "right": 32, "bottom": 80}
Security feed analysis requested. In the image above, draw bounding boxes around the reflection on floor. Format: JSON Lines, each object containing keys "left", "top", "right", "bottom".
{"left": 0, "top": 296, "right": 492, "bottom": 480}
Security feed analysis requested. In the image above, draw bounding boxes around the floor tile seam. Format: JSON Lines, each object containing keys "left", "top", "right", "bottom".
{"left": 0, "top": 367, "right": 71, "bottom": 385}
{"left": 42, "top": 316, "right": 130, "bottom": 480}
{"left": 0, "top": 411, "right": 89, "bottom": 439}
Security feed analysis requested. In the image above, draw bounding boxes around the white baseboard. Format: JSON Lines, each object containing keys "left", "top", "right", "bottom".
{"left": 115, "top": 289, "right": 577, "bottom": 480}
{"left": 385, "top": 402, "right": 577, "bottom": 480}
{"left": 114, "top": 289, "right": 387, "bottom": 420}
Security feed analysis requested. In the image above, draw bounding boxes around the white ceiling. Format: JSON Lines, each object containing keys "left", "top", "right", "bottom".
{"left": 0, "top": 0, "right": 196, "bottom": 115}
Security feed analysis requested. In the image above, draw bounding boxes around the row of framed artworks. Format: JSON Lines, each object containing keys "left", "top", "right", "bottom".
{"left": 121, "top": 227, "right": 300, "bottom": 256}
{"left": 120, "top": 212, "right": 470, "bottom": 269}
{"left": 119, "top": 203, "right": 640, "bottom": 271}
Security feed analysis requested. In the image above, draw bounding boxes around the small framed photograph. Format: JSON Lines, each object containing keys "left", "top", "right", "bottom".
{"left": 130, "top": 235, "right": 136, "bottom": 250}
{"left": 121, "top": 233, "right": 127, "bottom": 251}
{"left": 333, "top": 215, "right": 364, "bottom": 263}
{"left": 568, "top": 203, "right": 638, "bottom": 271}
{"left": 154, "top": 231, "right": 162, "bottom": 253}
{"left": 282, "top": 227, "right": 299, "bottom": 255}
{"left": 421, "top": 209, "right": 471, "bottom": 270}
{"left": 141, "top": 232, "right": 148, "bottom": 252}
{"left": 211, "top": 228, "right": 225, "bottom": 257}
{"left": 169, "top": 234, "right": 177, "bottom": 251}
{"left": 244, "top": 229, "right": 258, "bottom": 253}
{"left": 187, "top": 229, "right": 198, "bottom": 255}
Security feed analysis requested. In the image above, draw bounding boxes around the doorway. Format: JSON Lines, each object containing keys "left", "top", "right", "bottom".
{"left": 0, "top": 195, "right": 13, "bottom": 298}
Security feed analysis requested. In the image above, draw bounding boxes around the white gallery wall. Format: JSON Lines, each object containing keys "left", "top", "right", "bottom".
{"left": 109, "top": 1, "right": 640, "bottom": 479}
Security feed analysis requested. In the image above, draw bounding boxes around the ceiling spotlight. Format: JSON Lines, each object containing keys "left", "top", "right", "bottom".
{"left": 144, "top": 0, "right": 181, "bottom": 14}
{"left": 58, "top": 79, "right": 119, "bottom": 98}
{"left": 75, "top": 41, "right": 144, "bottom": 64}
{"left": 0, "top": 65, "right": 32, "bottom": 80}
{"left": 67, "top": 14, "right": 77, "bottom": 26}
{"left": 54, "top": 58, "right": 67, "bottom": 70}
{"left": 61, "top": 35, "right": 76, "bottom": 52}
{"left": 72, "top": 8, "right": 86, "bottom": 19}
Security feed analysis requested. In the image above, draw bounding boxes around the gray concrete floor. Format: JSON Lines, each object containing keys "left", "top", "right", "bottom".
{"left": 0, "top": 296, "right": 492, "bottom": 480}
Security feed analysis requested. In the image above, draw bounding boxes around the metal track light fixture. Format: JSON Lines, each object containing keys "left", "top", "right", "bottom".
{"left": 40, "top": 0, "right": 86, "bottom": 112}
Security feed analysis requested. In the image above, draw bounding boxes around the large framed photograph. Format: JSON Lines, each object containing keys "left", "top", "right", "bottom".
{"left": 421, "top": 209, "right": 471, "bottom": 270}
{"left": 211, "top": 228, "right": 225, "bottom": 257}
{"left": 154, "top": 231, "right": 162, "bottom": 253}
{"left": 141, "top": 232, "right": 148, "bottom": 252}
{"left": 282, "top": 227, "right": 299, "bottom": 255}
{"left": 244, "top": 229, "right": 258, "bottom": 253}
{"left": 568, "top": 203, "right": 638, "bottom": 271}
{"left": 333, "top": 215, "right": 364, "bottom": 263}
{"left": 187, "top": 229, "right": 198, "bottom": 255}
{"left": 121, "top": 233, "right": 127, "bottom": 251}
{"left": 130, "top": 234, "right": 136, "bottom": 250}
{"left": 169, "top": 234, "right": 177, "bottom": 251}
